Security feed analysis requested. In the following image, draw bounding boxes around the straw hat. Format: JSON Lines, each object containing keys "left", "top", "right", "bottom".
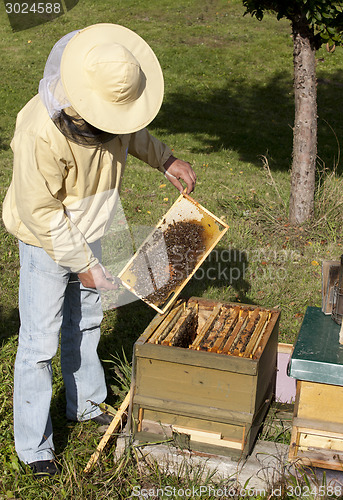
{"left": 60, "top": 23, "right": 164, "bottom": 135}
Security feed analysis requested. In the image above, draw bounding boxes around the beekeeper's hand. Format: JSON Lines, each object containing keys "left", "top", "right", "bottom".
{"left": 78, "top": 264, "right": 119, "bottom": 291}
{"left": 163, "top": 155, "right": 196, "bottom": 194}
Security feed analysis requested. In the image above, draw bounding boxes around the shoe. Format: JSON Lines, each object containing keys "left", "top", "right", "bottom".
{"left": 91, "top": 413, "right": 114, "bottom": 426}
{"left": 28, "top": 459, "right": 60, "bottom": 477}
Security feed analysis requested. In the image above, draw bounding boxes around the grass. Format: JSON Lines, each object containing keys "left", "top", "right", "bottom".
{"left": 1, "top": 0, "right": 343, "bottom": 497}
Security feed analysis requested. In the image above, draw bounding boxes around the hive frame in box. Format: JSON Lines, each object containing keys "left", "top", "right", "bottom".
{"left": 118, "top": 193, "right": 229, "bottom": 314}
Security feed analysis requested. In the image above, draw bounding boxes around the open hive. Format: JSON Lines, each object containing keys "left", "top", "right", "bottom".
{"left": 148, "top": 301, "right": 274, "bottom": 359}
{"left": 130, "top": 297, "right": 280, "bottom": 458}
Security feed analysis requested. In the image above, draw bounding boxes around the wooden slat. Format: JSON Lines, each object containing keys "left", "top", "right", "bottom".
{"left": 294, "top": 425, "right": 343, "bottom": 442}
{"left": 84, "top": 391, "right": 131, "bottom": 473}
{"left": 190, "top": 303, "right": 222, "bottom": 350}
{"left": 299, "top": 431, "right": 343, "bottom": 452}
{"left": 161, "top": 305, "right": 198, "bottom": 346}
{"left": 277, "top": 343, "right": 294, "bottom": 354}
{"left": 220, "top": 310, "right": 249, "bottom": 354}
{"left": 244, "top": 311, "right": 269, "bottom": 358}
{"left": 254, "top": 310, "right": 280, "bottom": 358}
{"left": 140, "top": 413, "right": 245, "bottom": 441}
{"left": 294, "top": 452, "right": 343, "bottom": 471}
{"left": 231, "top": 309, "right": 260, "bottom": 357}
{"left": 147, "top": 302, "right": 185, "bottom": 344}
{"left": 200, "top": 306, "right": 233, "bottom": 351}
{"left": 289, "top": 424, "right": 301, "bottom": 462}
{"left": 209, "top": 306, "right": 240, "bottom": 352}
{"left": 183, "top": 193, "right": 230, "bottom": 228}
{"left": 172, "top": 425, "right": 244, "bottom": 450}
{"left": 187, "top": 297, "right": 219, "bottom": 308}
{"left": 251, "top": 313, "right": 273, "bottom": 358}
{"left": 173, "top": 425, "right": 222, "bottom": 440}
{"left": 135, "top": 341, "right": 258, "bottom": 374}
{"left": 293, "top": 417, "right": 343, "bottom": 435}
{"left": 137, "top": 407, "right": 144, "bottom": 432}
{"left": 199, "top": 311, "right": 226, "bottom": 350}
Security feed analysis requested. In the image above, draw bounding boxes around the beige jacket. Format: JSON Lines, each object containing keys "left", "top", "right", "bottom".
{"left": 2, "top": 95, "right": 172, "bottom": 273}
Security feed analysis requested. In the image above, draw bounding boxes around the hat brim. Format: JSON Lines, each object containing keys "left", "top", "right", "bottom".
{"left": 60, "top": 24, "right": 164, "bottom": 135}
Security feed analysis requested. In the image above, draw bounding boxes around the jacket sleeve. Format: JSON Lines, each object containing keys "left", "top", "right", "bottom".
{"left": 127, "top": 128, "right": 173, "bottom": 172}
{"left": 11, "top": 130, "right": 98, "bottom": 273}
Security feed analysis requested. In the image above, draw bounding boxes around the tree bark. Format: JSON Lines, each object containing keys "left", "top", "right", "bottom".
{"left": 289, "top": 16, "right": 317, "bottom": 225}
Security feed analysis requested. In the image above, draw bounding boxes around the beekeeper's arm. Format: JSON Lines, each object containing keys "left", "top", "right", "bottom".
{"left": 128, "top": 128, "right": 196, "bottom": 194}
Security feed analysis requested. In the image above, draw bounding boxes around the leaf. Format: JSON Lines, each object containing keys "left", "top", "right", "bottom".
{"left": 99, "top": 402, "right": 117, "bottom": 416}
{"left": 10, "top": 455, "right": 20, "bottom": 472}
{"left": 111, "top": 384, "right": 122, "bottom": 395}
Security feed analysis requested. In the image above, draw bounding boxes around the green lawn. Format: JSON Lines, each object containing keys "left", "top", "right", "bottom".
{"left": 1, "top": 0, "right": 343, "bottom": 497}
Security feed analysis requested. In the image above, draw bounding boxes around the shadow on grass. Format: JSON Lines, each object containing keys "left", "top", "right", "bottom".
{"left": 182, "top": 246, "right": 254, "bottom": 304}
{"left": 155, "top": 70, "right": 343, "bottom": 173}
{"left": 0, "top": 126, "right": 11, "bottom": 151}
{"left": 0, "top": 306, "right": 19, "bottom": 344}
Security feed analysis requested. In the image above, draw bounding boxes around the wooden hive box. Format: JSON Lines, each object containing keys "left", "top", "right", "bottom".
{"left": 129, "top": 297, "right": 280, "bottom": 459}
{"left": 288, "top": 306, "right": 343, "bottom": 470}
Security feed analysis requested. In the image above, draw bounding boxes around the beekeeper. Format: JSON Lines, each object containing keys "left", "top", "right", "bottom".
{"left": 2, "top": 23, "right": 196, "bottom": 476}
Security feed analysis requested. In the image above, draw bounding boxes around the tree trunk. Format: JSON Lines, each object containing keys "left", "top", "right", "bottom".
{"left": 289, "top": 16, "right": 317, "bottom": 225}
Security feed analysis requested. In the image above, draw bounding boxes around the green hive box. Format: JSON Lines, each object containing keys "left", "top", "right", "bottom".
{"left": 129, "top": 297, "right": 280, "bottom": 459}
{"left": 288, "top": 306, "right": 343, "bottom": 470}
{"left": 288, "top": 306, "right": 343, "bottom": 385}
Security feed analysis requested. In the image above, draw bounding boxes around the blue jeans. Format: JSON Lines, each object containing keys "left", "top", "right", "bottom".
{"left": 14, "top": 241, "right": 107, "bottom": 464}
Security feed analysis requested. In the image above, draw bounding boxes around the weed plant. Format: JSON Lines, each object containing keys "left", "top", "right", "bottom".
{"left": 1, "top": 0, "right": 343, "bottom": 497}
